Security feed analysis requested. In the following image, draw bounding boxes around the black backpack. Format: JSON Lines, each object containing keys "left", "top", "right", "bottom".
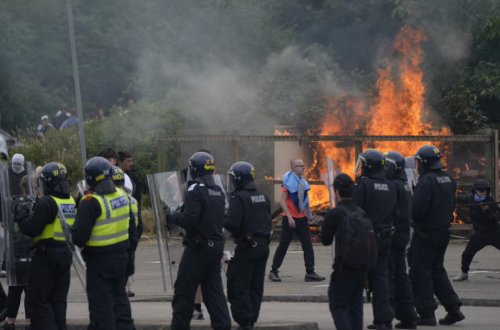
{"left": 337, "top": 205, "right": 377, "bottom": 270}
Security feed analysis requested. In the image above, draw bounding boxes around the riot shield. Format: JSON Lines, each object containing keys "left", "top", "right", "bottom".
{"left": 0, "top": 162, "right": 34, "bottom": 286}
{"left": 147, "top": 171, "right": 183, "bottom": 293}
{"left": 58, "top": 205, "right": 86, "bottom": 290}
{"left": 213, "top": 174, "right": 229, "bottom": 210}
{"left": 404, "top": 157, "right": 418, "bottom": 193}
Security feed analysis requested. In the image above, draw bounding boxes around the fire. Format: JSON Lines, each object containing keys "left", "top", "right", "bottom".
{"left": 308, "top": 25, "right": 451, "bottom": 209}
{"left": 452, "top": 210, "right": 464, "bottom": 224}
{"left": 275, "top": 129, "right": 292, "bottom": 136}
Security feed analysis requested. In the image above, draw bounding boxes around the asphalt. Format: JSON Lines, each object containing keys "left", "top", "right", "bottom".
{"left": 4, "top": 236, "right": 500, "bottom": 329}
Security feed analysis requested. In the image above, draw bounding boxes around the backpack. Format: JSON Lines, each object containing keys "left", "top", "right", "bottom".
{"left": 337, "top": 205, "right": 377, "bottom": 270}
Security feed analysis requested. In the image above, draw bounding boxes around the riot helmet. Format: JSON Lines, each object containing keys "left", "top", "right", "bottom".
{"left": 354, "top": 149, "right": 384, "bottom": 177}
{"left": 414, "top": 145, "right": 442, "bottom": 173}
{"left": 472, "top": 179, "right": 490, "bottom": 194}
{"left": 227, "top": 161, "right": 256, "bottom": 192}
{"left": 111, "top": 166, "right": 125, "bottom": 187}
{"left": 384, "top": 151, "right": 405, "bottom": 179}
{"left": 188, "top": 152, "right": 215, "bottom": 179}
{"left": 39, "top": 162, "right": 70, "bottom": 195}
{"left": 84, "top": 156, "right": 113, "bottom": 189}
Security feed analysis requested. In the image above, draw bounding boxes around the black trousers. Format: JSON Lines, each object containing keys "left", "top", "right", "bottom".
{"left": 227, "top": 240, "right": 269, "bottom": 326}
{"left": 409, "top": 229, "right": 461, "bottom": 317}
{"left": 388, "top": 236, "right": 417, "bottom": 323}
{"left": 171, "top": 241, "right": 231, "bottom": 330}
{"left": 461, "top": 231, "right": 500, "bottom": 273}
{"left": 369, "top": 237, "right": 393, "bottom": 325}
{"left": 86, "top": 251, "right": 134, "bottom": 330}
{"left": 27, "top": 246, "right": 72, "bottom": 330}
{"left": 7, "top": 285, "right": 28, "bottom": 319}
{"left": 271, "top": 217, "right": 315, "bottom": 273}
{"left": 328, "top": 269, "right": 365, "bottom": 330}
{"left": 0, "top": 283, "right": 6, "bottom": 310}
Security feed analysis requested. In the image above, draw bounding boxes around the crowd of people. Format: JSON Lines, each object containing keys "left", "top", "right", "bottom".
{"left": 0, "top": 148, "right": 141, "bottom": 330}
{"left": 0, "top": 143, "right": 497, "bottom": 330}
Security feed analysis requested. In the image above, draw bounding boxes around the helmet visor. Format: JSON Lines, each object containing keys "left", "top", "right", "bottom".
{"left": 354, "top": 155, "right": 364, "bottom": 178}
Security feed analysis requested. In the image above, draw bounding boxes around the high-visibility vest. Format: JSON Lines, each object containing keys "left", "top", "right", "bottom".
{"left": 33, "top": 196, "right": 76, "bottom": 242}
{"left": 86, "top": 189, "right": 130, "bottom": 247}
{"left": 120, "top": 188, "right": 139, "bottom": 227}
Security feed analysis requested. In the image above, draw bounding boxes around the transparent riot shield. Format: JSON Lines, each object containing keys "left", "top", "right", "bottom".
{"left": 147, "top": 171, "right": 184, "bottom": 293}
{"left": 213, "top": 174, "right": 229, "bottom": 210}
{"left": 58, "top": 205, "right": 86, "bottom": 290}
{"left": 404, "top": 157, "right": 418, "bottom": 193}
{"left": 0, "top": 162, "right": 34, "bottom": 286}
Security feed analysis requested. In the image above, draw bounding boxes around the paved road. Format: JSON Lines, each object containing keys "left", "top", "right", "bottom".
{"left": 4, "top": 237, "right": 500, "bottom": 329}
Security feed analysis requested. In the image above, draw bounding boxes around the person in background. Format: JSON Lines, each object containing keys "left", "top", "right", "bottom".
{"left": 454, "top": 179, "right": 500, "bottom": 282}
{"left": 268, "top": 158, "right": 325, "bottom": 283}
{"left": 322, "top": 173, "right": 366, "bottom": 330}
{"left": 36, "top": 115, "right": 55, "bottom": 138}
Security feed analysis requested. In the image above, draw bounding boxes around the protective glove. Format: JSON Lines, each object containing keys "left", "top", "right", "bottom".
{"left": 13, "top": 198, "right": 34, "bottom": 223}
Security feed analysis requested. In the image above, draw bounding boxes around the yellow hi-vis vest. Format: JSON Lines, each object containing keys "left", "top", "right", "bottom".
{"left": 33, "top": 196, "right": 76, "bottom": 243}
{"left": 120, "top": 188, "right": 139, "bottom": 227}
{"left": 86, "top": 189, "right": 130, "bottom": 247}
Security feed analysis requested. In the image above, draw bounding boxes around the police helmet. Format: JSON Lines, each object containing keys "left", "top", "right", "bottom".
{"left": 228, "top": 161, "right": 256, "bottom": 189}
{"left": 39, "top": 162, "right": 68, "bottom": 193}
{"left": 356, "top": 149, "right": 384, "bottom": 176}
{"left": 384, "top": 151, "right": 405, "bottom": 178}
{"left": 414, "top": 145, "right": 442, "bottom": 170}
{"left": 472, "top": 179, "right": 490, "bottom": 194}
{"left": 84, "top": 156, "right": 112, "bottom": 188}
{"left": 111, "top": 166, "right": 125, "bottom": 187}
{"left": 188, "top": 152, "right": 215, "bottom": 178}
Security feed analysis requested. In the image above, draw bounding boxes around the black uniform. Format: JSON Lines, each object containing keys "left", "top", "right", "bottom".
{"left": 388, "top": 178, "right": 417, "bottom": 324}
{"left": 457, "top": 194, "right": 500, "bottom": 273}
{"left": 322, "top": 199, "right": 365, "bottom": 330}
{"left": 409, "top": 170, "right": 461, "bottom": 318}
{"left": 224, "top": 182, "right": 271, "bottom": 328}
{"left": 72, "top": 188, "right": 137, "bottom": 330}
{"left": 169, "top": 178, "right": 231, "bottom": 330}
{"left": 353, "top": 171, "right": 397, "bottom": 326}
{"left": 17, "top": 193, "right": 73, "bottom": 330}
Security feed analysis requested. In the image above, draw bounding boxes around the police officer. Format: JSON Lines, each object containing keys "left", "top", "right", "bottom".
{"left": 383, "top": 151, "right": 418, "bottom": 329}
{"left": 322, "top": 173, "right": 367, "bottom": 330}
{"left": 353, "top": 149, "right": 397, "bottom": 330}
{"left": 71, "top": 157, "right": 137, "bottom": 330}
{"left": 168, "top": 151, "right": 231, "bottom": 330}
{"left": 15, "top": 162, "right": 75, "bottom": 330}
{"left": 112, "top": 166, "right": 140, "bottom": 296}
{"left": 409, "top": 145, "right": 464, "bottom": 325}
{"left": 454, "top": 179, "right": 500, "bottom": 281}
{"left": 224, "top": 161, "right": 272, "bottom": 330}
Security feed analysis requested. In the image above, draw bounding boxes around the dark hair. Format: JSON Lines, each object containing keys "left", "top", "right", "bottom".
{"left": 98, "top": 147, "right": 117, "bottom": 160}
{"left": 333, "top": 173, "right": 354, "bottom": 198}
{"left": 118, "top": 150, "right": 132, "bottom": 162}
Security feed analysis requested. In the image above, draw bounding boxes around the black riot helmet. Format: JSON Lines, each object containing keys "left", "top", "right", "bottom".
{"left": 472, "top": 179, "right": 490, "bottom": 194}
{"left": 111, "top": 166, "right": 125, "bottom": 187}
{"left": 384, "top": 151, "right": 405, "bottom": 179}
{"left": 84, "top": 156, "right": 113, "bottom": 189}
{"left": 414, "top": 145, "right": 442, "bottom": 172}
{"left": 228, "top": 161, "right": 256, "bottom": 191}
{"left": 39, "top": 162, "right": 70, "bottom": 195}
{"left": 188, "top": 152, "right": 215, "bottom": 179}
{"left": 355, "top": 149, "right": 385, "bottom": 177}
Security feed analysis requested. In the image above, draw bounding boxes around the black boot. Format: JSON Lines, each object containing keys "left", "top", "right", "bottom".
{"left": 439, "top": 310, "right": 465, "bottom": 325}
{"left": 394, "top": 320, "right": 417, "bottom": 329}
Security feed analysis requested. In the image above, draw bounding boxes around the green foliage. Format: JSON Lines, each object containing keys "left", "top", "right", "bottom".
{"left": 12, "top": 102, "right": 184, "bottom": 188}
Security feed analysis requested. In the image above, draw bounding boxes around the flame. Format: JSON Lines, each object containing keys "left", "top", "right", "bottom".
{"left": 274, "top": 129, "right": 292, "bottom": 136}
{"left": 308, "top": 26, "right": 451, "bottom": 209}
{"left": 452, "top": 210, "right": 464, "bottom": 224}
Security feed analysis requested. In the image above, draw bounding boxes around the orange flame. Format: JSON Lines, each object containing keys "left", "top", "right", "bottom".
{"left": 308, "top": 26, "right": 451, "bottom": 209}
{"left": 452, "top": 210, "right": 464, "bottom": 224}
